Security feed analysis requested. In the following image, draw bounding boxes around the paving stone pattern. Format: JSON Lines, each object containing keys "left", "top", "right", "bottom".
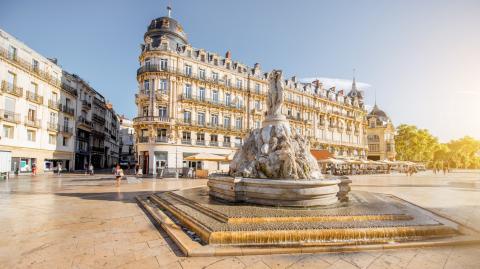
{"left": 0, "top": 171, "right": 479, "bottom": 268}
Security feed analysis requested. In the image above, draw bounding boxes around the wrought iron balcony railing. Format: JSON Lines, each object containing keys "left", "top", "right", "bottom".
{"left": 25, "top": 117, "right": 41, "bottom": 128}
{"left": 26, "top": 91, "right": 44, "bottom": 104}
{"left": 133, "top": 116, "right": 170, "bottom": 124}
{"left": 48, "top": 99, "right": 60, "bottom": 110}
{"left": 47, "top": 121, "right": 60, "bottom": 132}
{"left": 0, "top": 46, "right": 61, "bottom": 87}
{"left": 155, "top": 136, "right": 168, "bottom": 143}
{"left": 1, "top": 81, "right": 23, "bottom": 97}
{"left": 0, "top": 109, "right": 21, "bottom": 123}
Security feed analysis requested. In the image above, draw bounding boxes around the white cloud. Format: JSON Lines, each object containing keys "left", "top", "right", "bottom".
{"left": 299, "top": 77, "right": 371, "bottom": 90}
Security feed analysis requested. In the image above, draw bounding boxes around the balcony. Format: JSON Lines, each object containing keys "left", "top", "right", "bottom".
{"left": 181, "top": 139, "right": 192, "bottom": 145}
{"left": 0, "top": 109, "right": 21, "bottom": 123}
{"left": 155, "top": 136, "right": 168, "bottom": 143}
{"left": 1, "top": 81, "right": 23, "bottom": 97}
{"left": 137, "top": 64, "right": 247, "bottom": 91}
{"left": 138, "top": 136, "right": 149, "bottom": 143}
{"left": 91, "top": 146, "right": 105, "bottom": 153}
{"left": 26, "top": 91, "right": 44, "bottom": 105}
{"left": 180, "top": 94, "right": 245, "bottom": 111}
{"left": 60, "top": 104, "right": 75, "bottom": 116}
{"left": 251, "top": 108, "right": 263, "bottom": 115}
{"left": 222, "top": 141, "right": 232, "bottom": 147}
{"left": 78, "top": 116, "right": 93, "bottom": 129}
{"left": 156, "top": 91, "right": 168, "bottom": 102}
{"left": 133, "top": 116, "right": 170, "bottom": 125}
{"left": 61, "top": 83, "right": 78, "bottom": 96}
{"left": 209, "top": 141, "right": 219, "bottom": 147}
{"left": 196, "top": 140, "right": 206, "bottom": 146}
{"left": 286, "top": 115, "right": 306, "bottom": 123}
{"left": 136, "top": 64, "right": 174, "bottom": 76}
{"left": 135, "top": 90, "right": 150, "bottom": 103}
{"left": 47, "top": 122, "right": 60, "bottom": 132}
{"left": 82, "top": 100, "right": 92, "bottom": 110}
{"left": 25, "top": 117, "right": 41, "bottom": 128}
{"left": 0, "top": 47, "right": 61, "bottom": 87}
{"left": 61, "top": 125, "right": 73, "bottom": 136}
{"left": 48, "top": 99, "right": 60, "bottom": 110}
{"left": 92, "top": 114, "right": 106, "bottom": 124}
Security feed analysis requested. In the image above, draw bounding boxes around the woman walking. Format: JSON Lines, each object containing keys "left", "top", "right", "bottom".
{"left": 114, "top": 164, "right": 124, "bottom": 186}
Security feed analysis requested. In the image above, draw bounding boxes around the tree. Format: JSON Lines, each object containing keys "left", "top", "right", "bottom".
{"left": 446, "top": 136, "right": 480, "bottom": 168}
{"left": 395, "top": 124, "right": 439, "bottom": 163}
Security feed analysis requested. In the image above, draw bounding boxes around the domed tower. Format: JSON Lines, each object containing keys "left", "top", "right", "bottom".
{"left": 366, "top": 103, "right": 396, "bottom": 161}
{"left": 135, "top": 7, "right": 191, "bottom": 175}
{"left": 143, "top": 7, "right": 189, "bottom": 50}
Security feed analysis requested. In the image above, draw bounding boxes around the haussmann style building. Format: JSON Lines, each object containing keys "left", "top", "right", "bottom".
{"left": 133, "top": 11, "right": 369, "bottom": 175}
{"left": 0, "top": 28, "right": 121, "bottom": 174}
{"left": 366, "top": 104, "right": 396, "bottom": 161}
{"left": 0, "top": 29, "right": 77, "bottom": 173}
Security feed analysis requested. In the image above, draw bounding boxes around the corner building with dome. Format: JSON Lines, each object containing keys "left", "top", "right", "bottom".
{"left": 366, "top": 104, "right": 396, "bottom": 161}
{"left": 134, "top": 12, "right": 369, "bottom": 174}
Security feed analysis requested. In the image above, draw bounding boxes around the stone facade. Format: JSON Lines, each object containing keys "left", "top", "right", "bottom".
{"left": 134, "top": 13, "right": 369, "bottom": 174}
{"left": 118, "top": 115, "right": 135, "bottom": 166}
{"left": 366, "top": 104, "right": 396, "bottom": 161}
{"left": 63, "top": 71, "right": 120, "bottom": 170}
{"left": 0, "top": 28, "right": 76, "bottom": 173}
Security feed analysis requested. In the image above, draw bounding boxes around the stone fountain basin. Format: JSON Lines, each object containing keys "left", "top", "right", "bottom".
{"left": 208, "top": 176, "right": 341, "bottom": 207}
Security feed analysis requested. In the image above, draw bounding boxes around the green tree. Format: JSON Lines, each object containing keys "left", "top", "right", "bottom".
{"left": 394, "top": 124, "right": 440, "bottom": 163}
{"left": 446, "top": 136, "right": 480, "bottom": 168}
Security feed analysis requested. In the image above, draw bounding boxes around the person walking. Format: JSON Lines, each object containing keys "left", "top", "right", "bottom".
{"left": 84, "top": 163, "right": 88, "bottom": 175}
{"left": 114, "top": 164, "right": 124, "bottom": 186}
{"left": 89, "top": 164, "right": 94, "bottom": 175}
{"left": 32, "top": 163, "right": 37, "bottom": 176}
{"left": 57, "top": 163, "right": 62, "bottom": 175}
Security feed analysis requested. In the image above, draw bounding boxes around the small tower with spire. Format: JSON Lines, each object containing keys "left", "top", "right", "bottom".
{"left": 347, "top": 68, "right": 363, "bottom": 100}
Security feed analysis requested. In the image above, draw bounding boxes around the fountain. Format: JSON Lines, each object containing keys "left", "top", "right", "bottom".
{"left": 209, "top": 70, "right": 342, "bottom": 207}
{"left": 136, "top": 70, "right": 480, "bottom": 256}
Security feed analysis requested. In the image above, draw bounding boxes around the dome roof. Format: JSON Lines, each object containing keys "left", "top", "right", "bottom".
{"left": 347, "top": 77, "right": 364, "bottom": 99}
{"left": 145, "top": 16, "right": 188, "bottom": 45}
{"left": 368, "top": 104, "right": 390, "bottom": 124}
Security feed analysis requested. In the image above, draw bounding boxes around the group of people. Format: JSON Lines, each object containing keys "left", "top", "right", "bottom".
{"left": 83, "top": 163, "right": 95, "bottom": 175}
{"left": 433, "top": 162, "right": 451, "bottom": 175}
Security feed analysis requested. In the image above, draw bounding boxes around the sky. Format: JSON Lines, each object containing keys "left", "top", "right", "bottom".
{"left": 1, "top": 0, "right": 479, "bottom": 142}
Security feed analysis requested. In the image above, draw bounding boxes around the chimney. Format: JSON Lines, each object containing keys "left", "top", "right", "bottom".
{"left": 225, "top": 50, "right": 231, "bottom": 59}
{"left": 167, "top": 6, "right": 172, "bottom": 18}
{"left": 291, "top": 76, "right": 297, "bottom": 82}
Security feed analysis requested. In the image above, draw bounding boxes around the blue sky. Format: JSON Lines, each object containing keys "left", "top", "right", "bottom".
{"left": 1, "top": 0, "right": 479, "bottom": 142}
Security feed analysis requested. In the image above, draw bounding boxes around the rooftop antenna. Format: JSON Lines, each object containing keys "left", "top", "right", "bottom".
{"left": 374, "top": 89, "right": 377, "bottom": 107}
{"left": 167, "top": 6, "right": 172, "bottom": 18}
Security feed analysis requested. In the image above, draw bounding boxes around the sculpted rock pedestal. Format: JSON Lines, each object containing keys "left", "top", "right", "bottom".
{"left": 230, "top": 115, "right": 322, "bottom": 180}
{"left": 210, "top": 70, "right": 341, "bottom": 207}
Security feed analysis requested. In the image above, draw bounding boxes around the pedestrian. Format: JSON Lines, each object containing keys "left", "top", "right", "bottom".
{"left": 89, "top": 164, "right": 94, "bottom": 175}
{"left": 114, "top": 164, "right": 124, "bottom": 186}
{"left": 57, "top": 163, "right": 62, "bottom": 175}
{"left": 32, "top": 163, "right": 37, "bottom": 176}
{"left": 84, "top": 163, "right": 88, "bottom": 175}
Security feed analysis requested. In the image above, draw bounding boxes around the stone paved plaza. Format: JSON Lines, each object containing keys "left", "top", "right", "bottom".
{"left": 0, "top": 171, "right": 479, "bottom": 269}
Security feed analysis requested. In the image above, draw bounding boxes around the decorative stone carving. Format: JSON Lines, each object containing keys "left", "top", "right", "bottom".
{"left": 229, "top": 70, "right": 323, "bottom": 180}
